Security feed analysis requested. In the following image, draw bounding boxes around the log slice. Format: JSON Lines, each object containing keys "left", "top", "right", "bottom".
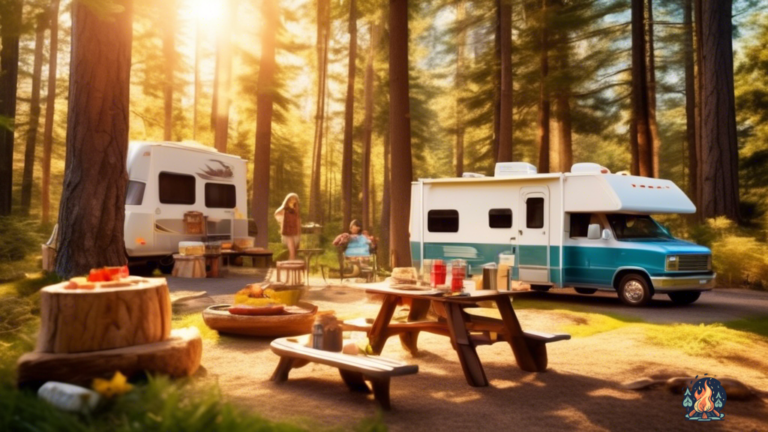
{"left": 37, "top": 276, "right": 171, "bottom": 354}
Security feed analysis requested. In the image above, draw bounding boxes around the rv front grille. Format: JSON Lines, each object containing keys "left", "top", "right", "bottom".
{"left": 677, "top": 254, "right": 710, "bottom": 271}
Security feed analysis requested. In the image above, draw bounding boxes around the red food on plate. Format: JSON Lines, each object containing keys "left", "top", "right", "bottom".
{"left": 228, "top": 304, "right": 285, "bottom": 316}
{"left": 87, "top": 265, "right": 129, "bottom": 282}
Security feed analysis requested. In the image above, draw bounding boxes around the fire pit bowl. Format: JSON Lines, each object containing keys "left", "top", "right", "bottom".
{"left": 202, "top": 302, "right": 319, "bottom": 337}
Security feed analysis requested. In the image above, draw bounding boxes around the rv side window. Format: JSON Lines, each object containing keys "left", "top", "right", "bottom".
{"left": 126, "top": 181, "right": 145, "bottom": 206}
{"left": 159, "top": 172, "right": 196, "bottom": 205}
{"left": 205, "top": 183, "right": 236, "bottom": 208}
{"left": 428, "top": 210, "right": 459, "bottom": 233}
{"left": 526, "top": 197, "right": 544, "bottom": 229}
{"left": 489, "top": 208, "right": 512, "bottom": 228}
{"left": 570, "top": 213, "right": 592, "bottom": 237}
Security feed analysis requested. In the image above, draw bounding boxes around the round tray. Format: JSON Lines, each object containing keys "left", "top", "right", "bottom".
{"left": 202, "top": 302, "right": 318, "bottom": 337}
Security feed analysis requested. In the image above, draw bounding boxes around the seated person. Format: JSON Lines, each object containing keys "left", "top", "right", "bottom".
{"left": 333, "top": 219, "right": 375, "bottom": 257}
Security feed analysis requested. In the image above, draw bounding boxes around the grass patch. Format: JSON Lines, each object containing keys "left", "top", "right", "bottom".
{"left": 172, "top": 313, "right": 219, "bottom": 342}
{"left": 562, "top": 312, "right": 641, "bottom": 338}
{"left": 643, "top": 322, "right": 761, "bottom": 357}
{"left": 0, "top": 375, "right": 385, "bottom": 432}
{"left": 723, "top": 316, "right": 768, "bottom": 338}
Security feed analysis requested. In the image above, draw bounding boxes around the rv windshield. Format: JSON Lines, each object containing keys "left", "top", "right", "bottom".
{"left": 606, "top": 214, "right": 672, "bottom": 240}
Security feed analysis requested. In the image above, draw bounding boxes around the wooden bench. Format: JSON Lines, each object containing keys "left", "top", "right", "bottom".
{"left": 270, "top": 336, "right": 418, "bottom": 409}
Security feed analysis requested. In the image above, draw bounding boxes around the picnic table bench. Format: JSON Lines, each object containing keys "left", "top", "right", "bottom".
{"left": 270, "top": 336, "right": 418, "bottom": 409}
{"left": 344, "top": 283, "right": 571, "bottom": 387}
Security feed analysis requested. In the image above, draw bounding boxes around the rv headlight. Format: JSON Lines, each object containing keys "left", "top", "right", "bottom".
{"left": 666, "top": 255, "right": 679, "bottom": 271}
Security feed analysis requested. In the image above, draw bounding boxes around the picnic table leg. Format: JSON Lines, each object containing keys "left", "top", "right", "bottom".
{"left": 369, "top": 294, "right": 399, "bottom": 354}
{"left": 399, "top": 298, "right": 431, "bottom": 355}
{"left": 443, "top": 303, "right": 488, "bottom": 387}
{"left": 339, "top": 370, "right": 371, "bottom": 393}
{"left": 495, "top": 297, "right": 544, "bottom": 372}
{"left": 270, "top": 357, "right": 297, "bottom": 382}
{"left": 368, "top": 377, "right": 392, "bottom": 410}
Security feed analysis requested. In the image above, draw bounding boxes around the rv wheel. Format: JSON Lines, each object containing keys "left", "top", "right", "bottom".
{"left": 574, "top": 288, "right": 597, "bottom": 295}
{"left": 530, "top": 285, "right": 551, "bottom": 292}
{"left": 618, "top": 274, "right": 652, "bottom": 306}
{"left": 158, "top": 255, "right": 175, "bottom": 274}
{"left": 667, "top": 291, "right": 701, "bottom": 305}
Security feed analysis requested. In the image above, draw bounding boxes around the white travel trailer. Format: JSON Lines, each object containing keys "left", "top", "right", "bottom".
{"left": 124, "top": 141, "right": 248, "bottom": 267}
{"left": 410, "top": 162, "right": 716, "bottom": 306}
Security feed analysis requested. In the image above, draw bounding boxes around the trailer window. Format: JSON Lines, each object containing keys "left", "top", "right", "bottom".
{"left": 489, "top": 208, "right": 512, "bottom": 228}
{"left": 126, "top": 181, "right": 145, "bottom": 206}
{"left": 428, "top": 210, "right": 459, "bottom": 233}
{"left": 570, "top": 213, "right": 592, "bottom": 237}
{"left": 159, "top": 172, "right": 196, "bottom": 205}
{"left": 526, "top": 197, "right": 544, "bottom": 229}
{"left": 205, "top": 183, "right": 236, "bottom": 208}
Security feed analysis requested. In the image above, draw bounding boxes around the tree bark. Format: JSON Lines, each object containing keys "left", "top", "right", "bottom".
{"left": 455, "top": 0, "right": 466, "bottom": 176}
{"left": 537, "top": 0, "right": 550, "bottom": 173}
{"left": 193, "top": 18, "right": 201, "bottom": 139}
{"left": 251, "top": 0, "right": 278, "bottom": 248}
{"left": 341, "top": 0, "right": 358, "bottom": 231}
{"left": 361, "top": 21, "right": 378, "bottom": 231}
{"left": 693, "top": 0, "right": 704, "bottom": 209}
{"left": 41, "top": 0, "right": 61, "bottom": 225}
{"left": 55, "top": 0, "right": 133, "bottom": 278}
{"left": 379, "top": 131, "right": 390, "bottom": 268}
{"left": 497, "top": 0, "right": 513, "bottom": 163}
{"left": 492, "top": 0, "right": 501, "bottom": 160}
{"left": 699, "top": 0, "right": 739, "bottom": 220}
{"left": 21, "top": 14, "right": 48, "bottom": 214}
{"left": 309, "top": 0, "right": 330, "bottom": 223}
{"left": 683, "top": 0, "right": 697, "bottom": 207}
{"left": 161, "top": 0, "right": 176, "bottom": 141}
{"left": 213, "top": 0, "right": 233, "bottom": 152}
{"left": 646, "top": 0, "right": 661, "bottom": 178}
{"left": 0, "top": 0, "right": 22, "bottom": 215}
{"left": 388, "top": 0, "right": 412, "bottom": 268}
{"left": 631, "top": 0, "right": 652, "bottom": 177}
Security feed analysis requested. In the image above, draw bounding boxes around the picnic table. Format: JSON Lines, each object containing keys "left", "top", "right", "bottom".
{"left": 221, "top": 249, "right": 273, "bottom": 268}
{"left": 344, "top": 282, "right": 570, "bottom": 387}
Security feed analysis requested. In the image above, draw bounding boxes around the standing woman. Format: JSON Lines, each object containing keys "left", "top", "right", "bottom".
{"left": 275, "top": 193, "right": 301, "bottom": 260}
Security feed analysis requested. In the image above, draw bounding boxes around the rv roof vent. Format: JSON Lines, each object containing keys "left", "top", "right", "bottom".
{"left": 462, "top": 172, "right": 485, "bottom": 178}
{"left": 494, "top": 162, "right": 537, "bottom": 178}
{"left": 571, "top": 162, "right": 610, "bottom": 174}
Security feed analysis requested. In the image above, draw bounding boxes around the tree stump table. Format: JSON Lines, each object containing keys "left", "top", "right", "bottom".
{"left": 17, "top": 277, "right": 202, "bottom": 389}
{"left": 276, "top": 260, "right": 306, "bottom": 286}
{"left": 172, "top": 254, "right": 206, "bottom": 278}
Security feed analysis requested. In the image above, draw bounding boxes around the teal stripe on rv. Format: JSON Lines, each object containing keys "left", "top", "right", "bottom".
{"left": 410, "top": 241, "right": 512, "bottom": 275}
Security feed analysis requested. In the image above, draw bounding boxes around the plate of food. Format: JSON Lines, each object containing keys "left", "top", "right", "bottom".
{"left": 202, "top": 302, "right": 319, "bottom": 337}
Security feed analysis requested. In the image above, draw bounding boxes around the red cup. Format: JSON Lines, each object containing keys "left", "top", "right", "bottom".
{"left": 431, "top": 260, "right": 446, "bottom": 287}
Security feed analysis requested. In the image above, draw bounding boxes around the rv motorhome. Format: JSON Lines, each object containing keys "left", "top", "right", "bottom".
{"left": 124, "top": 141, "right": 248, "bottom": 269}
{"left": 410, "top": 162, "right": 715, "bottom": 306}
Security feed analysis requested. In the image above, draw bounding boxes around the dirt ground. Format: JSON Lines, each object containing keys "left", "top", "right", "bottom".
{"left": 178, "top": 278, "right": 768, "bottom": 432}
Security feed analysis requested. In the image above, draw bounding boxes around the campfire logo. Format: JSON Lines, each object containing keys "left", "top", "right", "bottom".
{"left": 683, "top": 375, "right": 726, "bottom": 422}
{"left": 196, "top": 160, "right": 234, "bottom": 181}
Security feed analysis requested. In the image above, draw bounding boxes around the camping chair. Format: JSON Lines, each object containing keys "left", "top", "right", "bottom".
{"left": 338, "top": 242, "right": 378, "bottom": 283}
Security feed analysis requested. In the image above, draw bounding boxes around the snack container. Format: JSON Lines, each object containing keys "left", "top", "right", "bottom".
{"left": 179, "top": 241, "right": 205, "bottom": 256}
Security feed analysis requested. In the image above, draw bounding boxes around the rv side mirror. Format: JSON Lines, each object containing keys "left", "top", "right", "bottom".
{"left": 587, "top": 224, "right": 601, "bottom": 240}
{"left": 601, "top": 229, "right": 613, "bottom": 240}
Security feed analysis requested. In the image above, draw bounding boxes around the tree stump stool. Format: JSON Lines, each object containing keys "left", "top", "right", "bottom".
{"left": 172, "top": 255, "right": 206, "bottom": 278}
{"left": 276, "top": 260, "right": 306, "bottom": 286}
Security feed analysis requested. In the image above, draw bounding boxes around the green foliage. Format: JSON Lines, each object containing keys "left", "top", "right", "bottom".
{"left": 0, "top": 217, "right": 48, "bottom": 281}
{"left": 644, "top": 322, "right": 760, "bottom": 358}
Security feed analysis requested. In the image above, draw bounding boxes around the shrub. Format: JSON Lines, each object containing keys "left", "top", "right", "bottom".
{"left": 0, "top": 216, "right": 46, "bottom": 263}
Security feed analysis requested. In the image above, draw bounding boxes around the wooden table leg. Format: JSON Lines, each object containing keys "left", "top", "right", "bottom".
{"left": 368, "top": 376, "right": 392, "bottom": 410}
{"left": 399, "top": 298, "right": 431, "bottom": 355}
{"left": 495, "top": 297, "right": 542, "bottom": 372}
{"left": 339, "top": 370, "right": 371, "bottom": 393}
{"left": 443, "top": 302, "right": 488, "bottom": 387}
{"left": 270, "top": 357, "right": 297, "bottom": 382}
{"left": 368, "top": 294, "right": 399, "bottom": 354}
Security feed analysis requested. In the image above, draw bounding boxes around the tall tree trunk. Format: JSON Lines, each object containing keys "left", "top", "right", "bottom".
{"left": 389, "top": 0, "right": 412, "bottom": 267}
{"left": 361, "top": 20, "right": 378, "bottom": 231}
{"left": 455, "top": 0, "right": 466, "bottom": 176}
{"left": 161, "top": 0, "right": 176, "bottom": 141}
{"left": 55, "top": 0, "right": 133, "bottom": 278}
{"left": 193, "top": 17, "right": 201, "bottom": 140}
{"left": 309, "top": 0, "right": 329, "bottom": 223}
{"left": 492, "top": 0, "right": 501, "bottom": 160}
{"left": 251, "top": 0, "right": 277, "bottom": 248}
{"left": 41, "top": 0, "right": 61, "bottom": 225}
{"left": 341, "top": 0, "right": 358, "bottom": 231}
{"left": 497, "top": 0, "right": 513, "bottom": 163}
{"left": 0, "top": 0, "right": 22, "bottom": 215}
{"left": 631, "top": 0, "right": 652, "bottom": 176}
{"left": 213, "top": 0, "right": 233, "bottom": 152}
{"left": 379, "top": 131, "right": 390, "bottom": 268}
{"left": 646, "top": 0, "right": 661, "bottom": 178}
{"left": 21, "top": 14, "right": 48, "bottom": 214}
{"left": 683, "top": 0, "right": 697, "bottom": 207}
{"left": 693, "top": 0, "right": 703, "bottom": 209}
{"left": 554, "top": 1, "right": 571, "bottom": 172}
{"left": 537, "top": 0, "right": 550, "bottom": 173}
{"left": 699, "top": 0, "right": 739, "bottom": 220}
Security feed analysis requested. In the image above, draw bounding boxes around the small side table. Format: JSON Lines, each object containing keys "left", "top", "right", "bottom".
{"left": 276, "top": 260, "right": 306, "bottom": 286}
{"left": 298, "top": 248, "right": 323, "bottom": 283}
{"left": 172, "top": 254, "right": 206, "bottom": 278}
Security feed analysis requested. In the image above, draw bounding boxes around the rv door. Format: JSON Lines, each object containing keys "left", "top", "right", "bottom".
{"left": 518, "top": 188, "right": 550, "bottom": 283}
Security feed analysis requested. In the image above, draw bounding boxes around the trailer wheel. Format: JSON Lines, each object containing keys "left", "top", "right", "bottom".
{"left": 530, "top": 285, "right": 551, "bottom": 292}
{"left": 574, "top": 288, "right": 597, "bottom": 295}
{"left": 618, "top": 274, "right": 652, "bottom": 306}
{"left": 158, "top": 255, "right": 175, "bottom": 275}
{"left": 667, "top": 291, "right": 701, "bottom": 305}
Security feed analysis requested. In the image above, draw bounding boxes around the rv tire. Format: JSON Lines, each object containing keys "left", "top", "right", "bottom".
{"left": 530, "top": 285, "right": 551, "bottom": 292}
{"left": 618, "top": 274, "right": 652, "bottom": 306}
{"left": 574, "top": 288, "right": 597, "bottom": 295}
{"left": 158, "top": 255, "right": 175, "bottom": 275}
{"left": 667, "top": 291, "right": 701, "bottom": 305}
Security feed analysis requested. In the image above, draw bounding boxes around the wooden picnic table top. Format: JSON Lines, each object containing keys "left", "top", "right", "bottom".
{"left": 346, "top": 281, "right": 515, "bottom": 301}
